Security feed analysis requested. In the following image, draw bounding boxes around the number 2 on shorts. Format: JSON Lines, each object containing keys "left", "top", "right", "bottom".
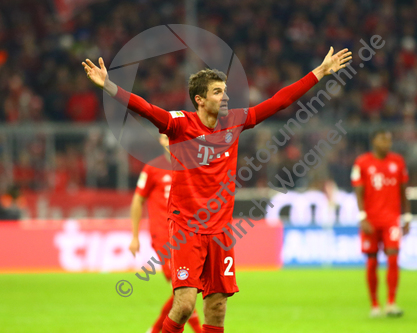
{"left": 224, "top": 256, "right": 234, "bottom": 276}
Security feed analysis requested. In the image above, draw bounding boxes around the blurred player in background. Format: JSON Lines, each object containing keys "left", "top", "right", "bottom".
{"left": 83, "top": 46, "right": 352, "bottom": 333}
{"left": 129, "top": 134, "right": 202, "bottom": 333}
{"left": 351, "top": 129, "right": 412, "bottom": 317}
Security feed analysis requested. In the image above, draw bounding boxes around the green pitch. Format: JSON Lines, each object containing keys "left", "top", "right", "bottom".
{"left": 1, "top": 269, "right": 416, "bottom": 332}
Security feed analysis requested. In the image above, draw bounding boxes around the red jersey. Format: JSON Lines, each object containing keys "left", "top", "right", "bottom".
{"left": 115, "top": 71, "right": 318, "bottom": 234}
{"left": 163, "top": 108, "right": 256, "bottom": 234}
{"left": 135, "top": 155, "right": 171, "bottom": 241}
{"left": 351, "top": 152, "right": 408, "bottom": 226}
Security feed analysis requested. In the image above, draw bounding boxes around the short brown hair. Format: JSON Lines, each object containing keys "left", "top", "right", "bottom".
{"left": 188, "top": 69, "right": 227, "bottom": 110}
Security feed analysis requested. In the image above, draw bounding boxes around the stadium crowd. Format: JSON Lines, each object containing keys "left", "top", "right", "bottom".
{"left": 0, "top": 0, "right": 416, "bottom": 199}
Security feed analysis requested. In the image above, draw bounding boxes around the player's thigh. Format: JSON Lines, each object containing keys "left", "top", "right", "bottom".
{"left": 169, "top": 220, "right": 207, "bottom": 293}
{"left": 173, "top": 287, "right": 198, "bottom": 310}
{"left": 382, "top": 225, "right": 401, "bottom": 253}
{"left": 360, "top": 227, "right": 381, "bottom": 254}
{"left": 201, "top": 231, "right": 239, "bottom": 299}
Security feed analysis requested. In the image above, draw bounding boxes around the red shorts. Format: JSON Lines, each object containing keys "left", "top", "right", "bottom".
{"left": 361, "top": 224, "right": 401, "bottom": 253}
{"left": 152, "top": 238, "right": 171, "bottom": 281}
{"left": 169, "top": 219, "right": 239, "bottom": 299}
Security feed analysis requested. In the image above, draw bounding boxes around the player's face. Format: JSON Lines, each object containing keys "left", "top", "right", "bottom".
{"left": 204, "top": 81, "right": 229, "bottom": 117}
{"left": 372, "top": 132, "right": 392, "bottom": 156}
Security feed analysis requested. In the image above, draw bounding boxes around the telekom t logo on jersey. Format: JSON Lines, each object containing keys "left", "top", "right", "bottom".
{"left": 197, "top": 145, "right": 215, "bottom": 165}
{"left": 197, "top": 144, "right": 230, "bottom": 165}
{"left": 371, "top": 173, "right": 397, "bottom": 190}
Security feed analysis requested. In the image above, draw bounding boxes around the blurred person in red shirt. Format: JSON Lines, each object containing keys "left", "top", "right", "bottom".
{"left": 351, "top": 129, "right": 411, "bottom": 318}
{"left": 129, "top": 134, "right": 202, "bottom": 333}
{"left": 49, "top": 152, "right": 70, "bottom": 193}
{"left": 66, "top": 73, "right": 99, "bottom": 122}
{"left": 362, "top": 75, "right": 389, "bottom": 118}
{"left": 13, "top": 152, "right": 35, "bottom": 190}
{"left": 66, "top": 145, "right": 86, "bottom": 190}
{"left": 4, "top": 74, "right": 44, "bottom": 123}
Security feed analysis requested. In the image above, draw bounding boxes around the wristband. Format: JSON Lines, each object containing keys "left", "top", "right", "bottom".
{"left": 358, "top": 211, "right": 367, "bottom": 221}
{"left": 403, "top": 213, "right": 413, "bottom": 223}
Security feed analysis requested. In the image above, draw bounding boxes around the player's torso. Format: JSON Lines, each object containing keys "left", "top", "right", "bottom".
{"left": 361, "top": 153, "right": 403, "bottom": 225}
{"left": 168, "top": 112, "right": 243, "bottom": 232}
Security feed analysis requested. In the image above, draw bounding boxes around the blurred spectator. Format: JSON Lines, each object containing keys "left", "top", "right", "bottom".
{"left": 66, "top": 145, "right": 86, "bottom": 190}
{"left": 13, "top": 152, "right": 35, "bottom": 190}
{"left": 49, "top": 152, "right": 70, "bottom": 192}
{"left": 4, "top": 74, "right": 44, "bottom": 123}
{"left": 362, "top": 74, "right": 389, "bottom": 119}
{"left": 66, "top": 73, "right": 100, "bottom": 122}
{"left": 84, "top": 129, "right": 117, "bottom": 188}
{"left": 0, "top": 185, "right": 24, "bottom": 220}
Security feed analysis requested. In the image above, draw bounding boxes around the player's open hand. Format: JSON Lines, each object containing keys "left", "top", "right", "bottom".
{"left": 360, "top": 219, "right": 374, "bottom": 235}
{"left": 82, "top": 57, "right": 107, "bottom": 89}
{"left": 129, "top": 237, "right": 140, "bottom": 257}
{"left": 320, "top": 47, "right": 352, "bottom": 76}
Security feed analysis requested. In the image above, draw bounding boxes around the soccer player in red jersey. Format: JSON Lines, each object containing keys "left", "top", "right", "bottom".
{"left": 129, "top": 134, "right": 202, "bottom": 333}
{"left": 83, "top": 46, "right": 352, "bottom": 332}
{"left": 351, "top": 129, "right": 412, "bottom": 317}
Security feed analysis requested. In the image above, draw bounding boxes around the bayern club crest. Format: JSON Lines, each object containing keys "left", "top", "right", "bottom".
{"left": 225, "top": 132, "right": 233, "bottom": 143}
{"left": 177, "top": 267, "right": 189, "bottom": 280}
{"left": 389, "top": 162, "right": 398, "bottom": 173}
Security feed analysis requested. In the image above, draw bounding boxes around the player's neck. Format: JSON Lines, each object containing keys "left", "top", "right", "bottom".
{"left": 372, "top": 150, "right": 388, "bottom": 160}
{"left": 196, "top": 109, "right": 218, "bottom": 129}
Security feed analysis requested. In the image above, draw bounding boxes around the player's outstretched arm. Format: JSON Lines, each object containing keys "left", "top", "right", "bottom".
{"left": 312, "top": 47, "right": 352, "bottom": 81}
{"left": 249, "top": 47, "right": 352, "bottom": 125}
{"left": 82, "top": 58, "right": 170, "bottom": 132}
